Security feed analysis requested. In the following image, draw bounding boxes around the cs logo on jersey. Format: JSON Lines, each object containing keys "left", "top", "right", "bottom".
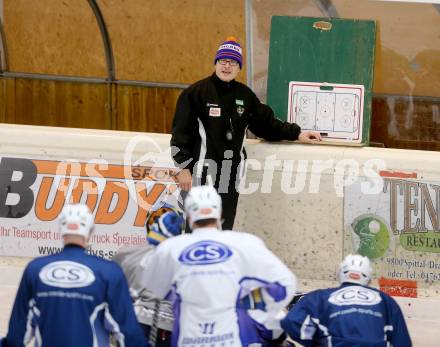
{"left": 178, "top": 241, "right": 233, "bottom": 265}
{"left": 328, "top": 286, "right": 382, "bottom": 306}
{"left": 39, "top": 261, "right": 95, "bottom": 288}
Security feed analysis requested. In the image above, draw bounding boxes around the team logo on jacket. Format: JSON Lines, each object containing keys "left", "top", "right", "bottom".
{"left": 209, "top": 107, "right": 221, "bottom": 117}
{"left": 328, "top": 286, "right": 382, "bottom": 306}
{"left": 39, "top": 261, "right": 96, "bottom": 288}
{"left": 236, "top": 106, "right": 245, "bottom": 116}
{"left": 178, "top": 241, "right": 233, "bottom": 265}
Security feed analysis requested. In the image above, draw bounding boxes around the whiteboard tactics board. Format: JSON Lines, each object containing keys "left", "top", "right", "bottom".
{"left": 288, "top": 81, "right": 365, "bottom": 144}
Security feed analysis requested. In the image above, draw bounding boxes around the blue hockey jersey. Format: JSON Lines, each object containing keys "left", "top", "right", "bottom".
{"left": 1, "top": 244, "right": 147, "bottom": 347}
{"left": 280, "top": 283, "right": 412, "bottom": 347}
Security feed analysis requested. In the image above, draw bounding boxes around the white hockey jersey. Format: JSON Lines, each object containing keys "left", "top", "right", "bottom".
{"left": 143, "top": 227, "right": 297, "bottom": 347}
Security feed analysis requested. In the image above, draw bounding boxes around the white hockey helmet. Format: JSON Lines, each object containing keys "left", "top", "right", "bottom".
{"left": 184, "top": 186, "right": 222, "bottom": 228}
{"left": 339, "top": 254, "right": 372, "bottom": 286}
{"left": 59, "top": 204, "right": 94, "bottom": 238}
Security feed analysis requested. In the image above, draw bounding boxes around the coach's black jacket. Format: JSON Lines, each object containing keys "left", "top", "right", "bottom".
{"left": 170, "top": 73, "right": 301, "bottom": 174}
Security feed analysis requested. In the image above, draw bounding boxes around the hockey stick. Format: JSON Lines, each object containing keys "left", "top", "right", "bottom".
{"left": 148, "top": 298, "right": 160, "bottom": 347}
{"left": 286, "top": 293, "right": 305, "bottom": 311}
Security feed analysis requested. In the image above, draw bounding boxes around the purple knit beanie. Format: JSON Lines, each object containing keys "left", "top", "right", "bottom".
{"left": 214, "top": 36, "right": 243, "bottom": 69}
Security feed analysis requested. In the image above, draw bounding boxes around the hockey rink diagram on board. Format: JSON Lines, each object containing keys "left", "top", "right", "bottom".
{"left": 287, "top": 81, "right": 365, "bottom": 144}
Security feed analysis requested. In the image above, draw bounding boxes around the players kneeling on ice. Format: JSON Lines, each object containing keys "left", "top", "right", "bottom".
{"left": 113, "top": 204, "right": 185, "bottom": 347}
{"left": 281, "top": 254, "right": 412, "bottom": 347}
{"left": 143, "top": 185, "right": 297, "bottom": 347}
{"left": 0, "top": 204, "right": 147, "bottom": 347}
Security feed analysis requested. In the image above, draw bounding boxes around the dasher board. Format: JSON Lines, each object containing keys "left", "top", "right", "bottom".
{"left": 288, "top": 81, "right": 365, "bottom": 144}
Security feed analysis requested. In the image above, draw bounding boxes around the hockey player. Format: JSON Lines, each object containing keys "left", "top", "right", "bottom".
{"left": 113, "top": 204, "right": 185, "bottom": 347}
{"left": 0, "top": 204, "right": 147, "bottom": 347}
{"left": 281, "top": 254, "right": 412, "bottom": 347}
{"left": 143, "top": 185, "right": 297, "bottom": 347}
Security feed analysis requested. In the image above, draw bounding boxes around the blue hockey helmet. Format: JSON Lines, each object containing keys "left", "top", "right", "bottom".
{"left": 146, "top": 204, "right": 185, "bottom": 245}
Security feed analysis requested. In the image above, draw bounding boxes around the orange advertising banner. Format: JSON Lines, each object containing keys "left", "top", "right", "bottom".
{"left": 0, "top": 156, "right": 181, "bottom": 258}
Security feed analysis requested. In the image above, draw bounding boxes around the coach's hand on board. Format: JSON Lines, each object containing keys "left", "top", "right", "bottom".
{"left": 298, "top": 131, "right": 322, "bottom": 143}
{"left": 176, "top": 169, "right": 192, "bottom": 191}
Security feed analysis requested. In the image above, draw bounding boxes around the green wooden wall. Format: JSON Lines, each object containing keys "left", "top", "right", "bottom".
{"left": 267, "top": 16, "right": 376, "bottom": 145}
